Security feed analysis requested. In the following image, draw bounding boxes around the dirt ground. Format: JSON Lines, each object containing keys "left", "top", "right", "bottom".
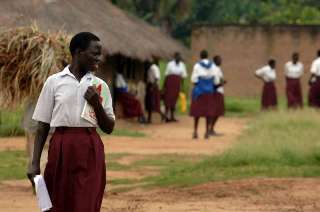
{"left": 1, "top": 116, "right": 319, "bottom": 212}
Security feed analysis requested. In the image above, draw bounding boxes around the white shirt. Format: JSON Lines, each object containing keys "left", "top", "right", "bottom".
{"left": 255, "top": 65, "right": 276, "bottom": 82}
{"left": 215, "top": 66, "right": 224, "bottom": 94}
{"left": 191, "top": 59, "right": 218, "bottom": 84}
{"left": 115, "top": 73, "right": 127, "bottom": 89}
{"left": 311, "top": 57, "right": 320, "bottom": 76}
{"left": 285, "top": 61, "right": 303, "bottom": 79}
{"left": 165, "top": 60, "right": 187, "bottom": 78}
{"left": 148, "top": 64, "right": 161, "bottom": 84}
{"left": 33, "top": 66, "right": 115, "bottom": 127}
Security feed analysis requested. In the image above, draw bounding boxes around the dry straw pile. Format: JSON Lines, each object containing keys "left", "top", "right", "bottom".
{"left": 0, "top": 25, "right": 70, "bottom": 108}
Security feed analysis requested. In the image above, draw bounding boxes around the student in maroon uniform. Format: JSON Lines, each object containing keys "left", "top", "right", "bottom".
{"left": 209, "top": 55, "right": 226, "bottom": 136}
{"left": 115, "top": 70, "right": 146, "bottom": 123}
{"left": 308, "top": 50, "right": 320, "bottom": 108}
{"left": 145, "top": 61, "right": 166, "bottom": 123}
{"left": 190, "top": 50, "right": 216, "bottom": 139}
{"left": 28, "top": 32, "right": 115, "bottom": 212}
{"left": 285, "top": 53, "right": 304, "bottom": 109}
{"left": 255, "top": 59, "right": 278, "bottom": 110}
{"left": 163, "top": 52, "right": 188, "bottom": 122}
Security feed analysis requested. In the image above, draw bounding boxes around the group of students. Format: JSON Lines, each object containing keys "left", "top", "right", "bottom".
{"left": 115, "top": 52, "right": 188, "bottom": 124}
{"left": 255, "top": 50, "right": 320, "bottom": 110}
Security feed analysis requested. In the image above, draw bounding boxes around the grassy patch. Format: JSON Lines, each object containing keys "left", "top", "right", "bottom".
{"left": 0, "top": 151, "right": 27, "bottom": 181}
{"left": 144, "top": 110, "right": 320, "bottom": 187}
{"left": 110, "top": 128, "right": 146, "bottom": 137}
{"left": 225, "top": 96, "right": 260, "bottom": 116}
{"left": 0, "top": 109, "right": 24, "bottom": 137}
{"left": 132, "top": 154, "right": 204, "bottom": 168}
{"left": 0, "top": 108, "right": 146, "bottom": 138}
{"left": 108, "top": 178, "right": 138, "bottom": 185}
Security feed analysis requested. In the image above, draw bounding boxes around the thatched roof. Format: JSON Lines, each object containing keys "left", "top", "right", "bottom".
{"left": 0, "top": 0, "right": 189, "bottom": 61}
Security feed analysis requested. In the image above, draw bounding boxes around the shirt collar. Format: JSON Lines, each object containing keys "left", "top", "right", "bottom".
{"left": 60, "top": 65, "right": 93, "bottom": 81}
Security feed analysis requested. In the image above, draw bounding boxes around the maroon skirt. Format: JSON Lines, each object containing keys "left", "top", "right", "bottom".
{"left": 261, "top": 82, "right": 277, "bottom": 110}
{"left": 44, "top": 127, "right": 106, "bottom": 212}
{"left": 163, "top": 75, "right": 182, "bottom": 109}
{"left": 117, "top": 92, "right": 143, "bottom": 118}
{"left": 286, "top": 78, "right": 303, "bottom": 108}
{"left": 308, "top": 78, "right": 320, "bottom": 108}
{"left": 145, "top": 83, "right": 161, "bottom": 112}
{"left": 212, "top": 92, "right": 225, "bottom": 117}
{"left": 190, "top": 93, "right": 215, "bottom": 117}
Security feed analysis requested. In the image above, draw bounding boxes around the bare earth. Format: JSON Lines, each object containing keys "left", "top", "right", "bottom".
{"left": 1, "top": 116, "right": 319, "bottom": 211}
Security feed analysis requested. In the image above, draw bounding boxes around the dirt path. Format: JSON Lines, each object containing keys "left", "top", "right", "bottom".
{"left": 0, "top": 116, "right": 247, "bottom": 155}
{"left": 2, "top": 116, "right": 319, "bottom": 211}
{"left": 103, "top": 178, "right": 320, "bottom": 212}
{"left": 1, "top": 178, "right": 320, "bottom": 212}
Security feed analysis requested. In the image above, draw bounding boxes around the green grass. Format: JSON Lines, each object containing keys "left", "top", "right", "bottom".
{"left": 105, "top": 153, "right": 204, "bottom": 172}
{"left": 144, "top": 109, "right": 320, "bottom": 187}
{"left": 0, "top": 151, "right": 27, "bottom": 181}
{"left": 132, "top": 154, "right": 204, "bottom": 168}
{"left": 109, "top": 128, "right": 146, "bottom": 137}
{"left": 0, "top": 108, "right": 25, "bottom": 137}
{"left": 0, "top": 108, "right": 146, "bottom": 138}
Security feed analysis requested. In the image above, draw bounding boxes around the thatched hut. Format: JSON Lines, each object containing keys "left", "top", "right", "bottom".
{"left": 0, "top": 0, "right": 188, "bottom": 113}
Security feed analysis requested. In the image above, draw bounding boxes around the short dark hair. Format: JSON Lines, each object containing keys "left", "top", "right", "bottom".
{"left": 69, "top": 32, "right": 100, "bottom": 56}
{"left": 268, "top": 59, "right": 276, "bottom": 66}
{"left": 317, "top": 49, "right": 320, "bottom": 57}
{"left": 292, "top": 52, "right": 299, "bottom": 57}
{"left": 213, "top": 55, "right": 221, "bottom": 63}
{"left": 200, "top": 50, "right": 208, "bottom": 59}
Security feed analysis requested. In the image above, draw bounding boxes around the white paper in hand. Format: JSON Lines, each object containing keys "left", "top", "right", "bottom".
{"left": 34, "top": 175, "right": 52, "bottom": 211}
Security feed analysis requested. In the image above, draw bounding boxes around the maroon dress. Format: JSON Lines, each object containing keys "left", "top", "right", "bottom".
{"left": 44, "top": 127, "right": 106, "bottom": 212}
{"left": 163, "top": 75, "right": 182, "bottom": 109}
{"left": 145, "top": 83, "right": 161, "bottom": 112}
{"left": 212, "top": 92, "right": 225, "bottom": 117}
{"left": 261, "top": 82, "right": 278, "bottom": 110}
{"left": 286, "top": 78, "right": 303, "bottom": 108}
{"left": 116, "top": 92, "right": 143, "bottom": 118}
{"left": 309, "top": 77, "right": 320, "bottom": 108}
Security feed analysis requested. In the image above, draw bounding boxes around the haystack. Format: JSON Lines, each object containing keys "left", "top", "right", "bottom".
{"left": 0, "top": 25, "right": 70, "bottom": 108}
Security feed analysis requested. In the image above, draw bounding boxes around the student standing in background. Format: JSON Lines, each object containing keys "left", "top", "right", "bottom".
{"left": 285, "top": 52, "right": 304, "bottom": 109}
{"left": 308, "top": 50, "right": 320, "bottom": 108}
{"left": 163, "top": 52, "right": 188, "bottom": 122}
{"left": 209, "top": 55, "right": 226, "bottom": 136}
{"left": 190, "top": 50, "right": 217, "bottom": 139}
{"left": 255, "top": 59, "right": 278, "bottom": 110}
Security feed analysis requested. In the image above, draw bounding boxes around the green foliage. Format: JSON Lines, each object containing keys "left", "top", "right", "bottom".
{"left": 111, "top": 0, "right": 320, "bottom": 45}
{"left": 144, "top": 110, "right": 320, "bottom": 187}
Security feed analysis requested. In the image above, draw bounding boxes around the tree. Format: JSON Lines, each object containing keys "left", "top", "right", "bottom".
{"left": 111, "top": 0, "right": 320, "bottom": 46}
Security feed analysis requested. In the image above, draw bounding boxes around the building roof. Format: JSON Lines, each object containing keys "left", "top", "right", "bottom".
{"left": 0, "top": 0, "right": 189, "bottom": 61}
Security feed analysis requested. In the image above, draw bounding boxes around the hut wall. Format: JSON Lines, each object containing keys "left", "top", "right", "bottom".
{"left": 191, "top": 25, "right": 320, "bottom": 97}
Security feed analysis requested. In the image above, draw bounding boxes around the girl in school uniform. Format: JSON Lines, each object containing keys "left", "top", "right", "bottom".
{"left": 163, "top": 52, "right": 188, "bottom": 122}
{"left": 145, "top": 61, "right": 166, "bottom": 123}
{"left": 285, "top": 52, "right": 304, "bottom": 109}
{"left": 28, "top": 32, "right": 115, "bottom": 212}
{"left": 255, "top": 59, "right": 278, "bottom": 110}
{"left": 190, "top": 50, "right": 217, "bottom": 139}
{"left": 210, "top": 55, "right": 226, "bottom": 136}
{"left": 115, "top": 71, "right": 146, "bottom": 123}
{"left": 308, "top": 50, "right": 320, "bottom": 108}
